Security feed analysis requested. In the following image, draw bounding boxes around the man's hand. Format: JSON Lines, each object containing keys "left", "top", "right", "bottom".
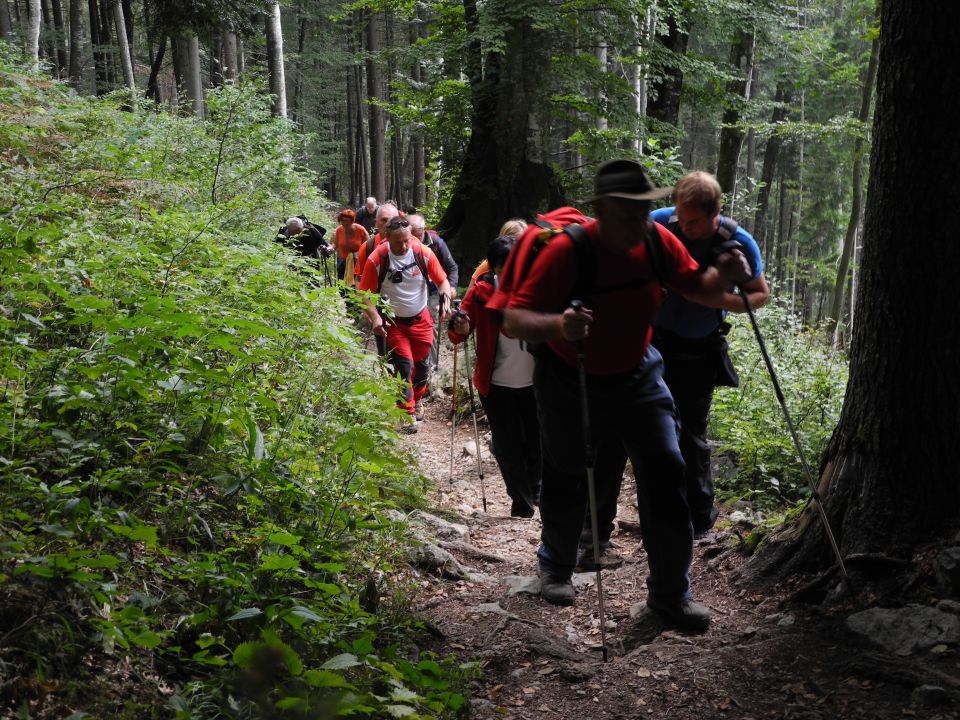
{"left": 450, "top": 313, "right": 469, "bottom": 335}
{"left": 371, "top": 319, "right": 387, "bottom": 337}
{"left": 717, "top": 249, "right": 752, "bottom": 285}
{"left": 560, "top": 305, "right": 593, "bottom": 341}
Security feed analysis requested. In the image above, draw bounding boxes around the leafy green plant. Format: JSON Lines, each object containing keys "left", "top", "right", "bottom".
{"left": 0, "top": 55, "right": 469, "bottom": 718}
{"left": 710, "top": 295, "right": 848, "bottom": 512}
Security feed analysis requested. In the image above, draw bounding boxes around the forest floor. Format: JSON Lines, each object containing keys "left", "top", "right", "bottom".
{"left": 397, "top": 369, "right": 960, "bottom": 720}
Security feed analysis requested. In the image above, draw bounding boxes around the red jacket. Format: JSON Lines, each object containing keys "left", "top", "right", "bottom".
{"left": 447, "top": 275, "right": 499, "bottom": 397}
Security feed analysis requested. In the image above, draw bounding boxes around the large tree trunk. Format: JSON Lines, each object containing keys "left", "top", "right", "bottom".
{"left": 365, "top": 9, "right": 385, "bottom": 200}
{"left": 172, "top": 33, "right": 202, "bottom": 118}
{"left": 437, "top": 0, "right": 563, "bottom": 271}
{"left": 715, "top": 29, "right": 755, "bottom": 197}
{"left": 827, "top": 27, "right": 880, "bottom": 340}
{"left": 756, "top": 0, "right": 960, "bottom": 577}
{"left": 221, "top": 25, "right": 238, "bottom": 83}
{"left": 646, "top": 7, "right": 689, "bottom": 128}
{"left": 25, "top": 0, "right": 41, "bottom": 70}
{"left": 144, "top": 35, "right": 165, "bottom": 103}
{"left": 50, "top": 0, "right": 66, "bottom": 74}
{"left": 265, "top": 0, "right": 286, "bottom": 118}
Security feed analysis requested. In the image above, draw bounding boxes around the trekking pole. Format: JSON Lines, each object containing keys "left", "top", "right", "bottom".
{"left": 570, "top": 299, "right": 608, "bottom": 662}
{"left": 460, "top": 332, "right": 487, "bottom": 512}
{"left": 449, "top": 342, "right": 459, "bottom": 484}
{"left": 736, "top": 282, "right": 849, "bottom": 581}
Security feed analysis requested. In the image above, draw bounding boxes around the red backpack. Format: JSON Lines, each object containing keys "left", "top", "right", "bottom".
{"left": 485, "top": 205, "right": 667, "bottom": 317}
{"left": 486, "top": 207, "right": 591, "bottom": 317}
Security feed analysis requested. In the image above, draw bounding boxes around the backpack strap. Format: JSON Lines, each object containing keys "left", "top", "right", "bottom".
{"left": 375, "top": 244, "right": 431, "bottom": 293}
{"left": 564, "top": 223, "right": 596, "bottom": 302}
{"left": 366, "top": 234, "right": 376, "bottom": 258}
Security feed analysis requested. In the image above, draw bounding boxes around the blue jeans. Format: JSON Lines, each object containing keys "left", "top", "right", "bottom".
{"left": 534, "top": 347, "right": 694, "bottom": 604}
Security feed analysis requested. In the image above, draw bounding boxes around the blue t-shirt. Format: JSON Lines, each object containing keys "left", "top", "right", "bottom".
{"left": 650, "top": 206, "right": 764, "bottom": 339}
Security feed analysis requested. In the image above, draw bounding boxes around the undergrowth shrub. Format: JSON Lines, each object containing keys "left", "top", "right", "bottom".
{"left": 0, "top": 51, "right": 468, "bottom": 719}
{"left": 710, "top": 297, "right": 848, "bottom": 518}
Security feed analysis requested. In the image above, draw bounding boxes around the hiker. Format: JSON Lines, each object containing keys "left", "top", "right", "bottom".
{"left": 650, "top": 171, "right": 770, "bottom": 536}
{"left": 275, "top": 216, "right": 331, "bottom": 258}
{"left": 449, "top": 236, "right": 541, "bottom": 518}
{"left": 355, "top": 196, "right": 379, "bottom": 234}
{"left": 468, "top": 219, "right": 528, "bottom": 289}
{"left": 331, "top": 209, "right": 368, "bottom": 286}
{"left": 359, "top": 216, "right": 454, "bottom": 431}
{"left": 490, "top": 159, "right": 751, "bottom": 632}
{"left": 354, "top": 202, "right": 399, "bottom": 286}
{"left": 409, "top": 214, "right": 459, "bottom": 373}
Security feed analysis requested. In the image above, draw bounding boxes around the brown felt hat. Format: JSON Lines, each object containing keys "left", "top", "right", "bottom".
{"left": 586, "top": 159, "right": 673, "bottom": 202}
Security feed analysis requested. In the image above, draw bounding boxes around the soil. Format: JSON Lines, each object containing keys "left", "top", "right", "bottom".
{"left": 399, "top": 372, "right": 960, "bottom": 720}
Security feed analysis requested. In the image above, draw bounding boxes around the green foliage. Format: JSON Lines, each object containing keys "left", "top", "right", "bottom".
{"left": 710, "top": 297, "right": 847, "bottom": 514}
{"left": 0, "top": 58, "right": 468, "bottom": 717}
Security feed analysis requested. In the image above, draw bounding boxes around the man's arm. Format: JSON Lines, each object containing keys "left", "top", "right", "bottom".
{"left": 674, "top": 250, "right": 753, "bottom": 308}
{"left": 694, "top": 273, "right": 769, "bottom": 313}
{"left": 434, "top": 238, "right": 459, "bottom": 288}
{"left": 502, "top": 306, "right": 592, "bottom": 342}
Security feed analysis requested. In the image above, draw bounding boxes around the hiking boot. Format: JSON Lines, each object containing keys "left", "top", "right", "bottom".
{"left": 401, "top": 418, "right": 420, "bottom": 434}
{"left": 414, "top": 400, "right": 425, "bottom": 422}
{"left": 539, "top": 575, "right": 575, "bottom": 606}
{"left": 646, "top": 596, "right": 711, "bottom": 633}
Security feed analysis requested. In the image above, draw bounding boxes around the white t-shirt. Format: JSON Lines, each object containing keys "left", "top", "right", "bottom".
{"left": 490, "top": 332, "right": 535, "bottom": 388}
{"left": 380, "top": 248, "right": 429, "bottom": 318}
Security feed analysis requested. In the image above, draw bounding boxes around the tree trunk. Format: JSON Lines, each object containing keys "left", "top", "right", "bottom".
{"left": 144, "top": 35, "right": 165, "bottom": 103}
{"left": 827, "top": 26, "right": 880, "bottom": 340}
{"left": 25, "top": 0, "right": 41, "bottom": 71}
{"left": 646, "top": 7, "right": 689, "bottom": 128}
{"left": 410, "top": 11, "right": 425, "bottom": 208}
{"left": 756, "top": 0, "right": 960, "bottom": 577}
{"left": 209, "top": 32, "right": 223, "bottom": 88}
{"left": 39, "top": 0, "right": 54, "bottom": 67}
{"left": 111, "top": 0, "right": 133, "bottom": 97}
{"left": 0, "top": 1, "right": 12, "bottom": 40}
{"left": 97, "top": 0, "right": 114, "bottom": 88}
{"left": 67, "top": 0, "right": 81, "bottom": 84}
{"left": 365, "top": 9, "right": 385, "bottom": 200}
{"left": 172, "top": 32, "right": 202, "bottom": 117}
{"left": 752, "top": 83, "right": 792, "bottom": 251}
{"left": 87, "top": 0, "right": 107, "bottom": 93}
{"left": 50, "top": 0, "right": 66, "bottom": 74}
{"left": 186, "top": 34, "right": 203, "bottom": 118}
{"left": 437, "top": 0, "right": 564, "bottom": 270}
{"left": 221, "top": 25, "right": 238, "bottom": 83}
{"left": 715, "top": 29, "right": 755, "bottom": 197}
{"left": 265, "top": 0, "right": 286, "bottom": 118}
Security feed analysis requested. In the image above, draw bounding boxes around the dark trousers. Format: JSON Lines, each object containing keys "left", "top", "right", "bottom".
{"left": 534, "top": 347, "right": 693, "bottom": 604}
{"left": 478, "top": 384, "right": 541, "bottom": 514}
{"left": 654, "top": 333, "right": 722, "bottom": 534}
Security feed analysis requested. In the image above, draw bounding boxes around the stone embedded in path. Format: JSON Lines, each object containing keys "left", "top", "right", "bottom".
{"left": 504, "top": 575, "right": 541, "bottom": 596}
{"left": 462, "top": 440, "right": 477, "bottom": 456}
{"left": 846, "top": 604, "right": 960, "bottom": 654}
{"left": 408, "top": 542, "right": 469, "bottom": 580}
{"left": 411, "top": 509, "right": 470, "bottom": 541}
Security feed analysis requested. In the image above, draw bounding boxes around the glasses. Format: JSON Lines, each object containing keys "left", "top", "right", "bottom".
{"left": 386, "top": 219, "right": 410, "bottom": 231}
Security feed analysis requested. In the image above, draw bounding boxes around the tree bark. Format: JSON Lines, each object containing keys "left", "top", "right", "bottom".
{"left": 752, "top": 83, "right": 792, "bottom": 251}
{"left": 144, "top": 35, "right": 165, "bottom": 103}
{"left": 265, "top": 0, "right": 286, "bottom": 118}
{"left": 0, "top": 1, "right": 12, "bottom": 40}
{"left": 827, "top": 26, "right": 880, "bottom": 340}
{"left": 67, "top": 0, "right": 81, "bottom": 84}
{"left": 437, "top": 0, "right": 564, "bottom": 270}
{"left": 111, "top": 0, "right": 134, "bottom": 97}
{"left": 715, "top": 29, "right": 755, "bottom": 197}
{"left": 50, "top": 0, "right": 67, "bottom": 74}
{"left": 756, "top": 0, "right": 960, "bottom": 576}
{"left": 646, "top": 7, "right": 689, "bottom": 128}
{"left": 365, "top": 8, "right": 385, "bottom": 200}
{"left": 221, "top": 25, "right": 238, "bottom": 83}
{"left": 25, "top": 0, "right": 41, "bottom": 71}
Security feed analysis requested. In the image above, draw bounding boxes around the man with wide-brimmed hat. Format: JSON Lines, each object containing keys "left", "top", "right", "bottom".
{"left": 497, "top": 159, "right": 751, "bottom": 632}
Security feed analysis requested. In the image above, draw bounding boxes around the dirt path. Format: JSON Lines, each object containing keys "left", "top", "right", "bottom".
{"left": 399, "top": 371, "right": 955, "bottom": 720}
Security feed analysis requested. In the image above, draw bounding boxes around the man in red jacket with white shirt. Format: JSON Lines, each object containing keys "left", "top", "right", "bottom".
{"left": 360, "top": 216, "right": 454, "bottom": 431}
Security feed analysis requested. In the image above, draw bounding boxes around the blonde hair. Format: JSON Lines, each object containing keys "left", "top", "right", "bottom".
{"left": 673, "top": 171, "right": 722, "bottom": 216}
{"left": 498, "top": 218, "right": 528, "bottom": 238}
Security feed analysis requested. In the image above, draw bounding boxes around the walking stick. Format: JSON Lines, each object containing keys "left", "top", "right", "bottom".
{"left": 460, "top": 333, "right": 487, "bottom": 512}
{"left": 570, "top": 300, "right": 608, "bottom": 662}
{"left": 449, "top": 342, "right": 459, "bottom": 484}
{"left": 738, "top": 285, "right": 849, "bottom": 581}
